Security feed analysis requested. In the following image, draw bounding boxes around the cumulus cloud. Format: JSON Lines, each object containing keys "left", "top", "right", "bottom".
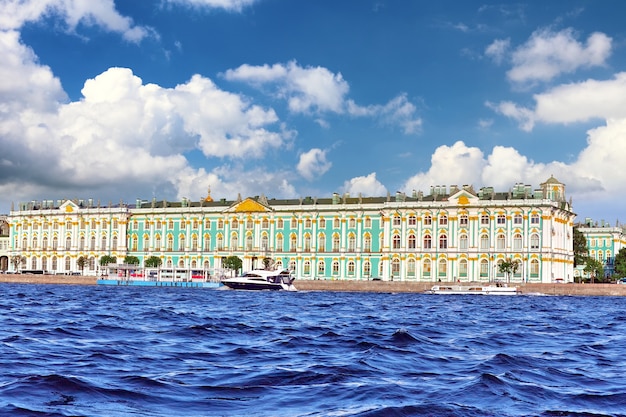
{"left": 297, "top": 148, "right": 332, "bottom": 181}
{"left": 341, "top": 173, "right": 387, "bottom": 197}
{"left": 485, "top": 38, "right": 510, "bottom": 65}
{"left": 0, "top": 30, "right": 295, "bottom": 208}
{"left": 0, "top": 0, "right": 153, "bottom": 42}
{"left": 506, "top": 28, "right": 612, "bottom": 84}
{"left": 489, "top": 72, "right": 626, "bottom": 130}
{"left": 224, "top": 61, "right": 422, "bottom": 133}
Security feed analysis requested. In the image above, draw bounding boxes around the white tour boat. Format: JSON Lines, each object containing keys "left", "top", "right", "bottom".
{"left": 428, "top": 283, "right": 520, "bottom": 295}
{"left": 221, "top": 269, "right": 297, "bottom": 291}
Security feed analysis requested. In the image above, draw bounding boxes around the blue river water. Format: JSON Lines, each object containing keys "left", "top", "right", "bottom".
{"left": 1, "top": 284, "right": 626, "bottom": 417}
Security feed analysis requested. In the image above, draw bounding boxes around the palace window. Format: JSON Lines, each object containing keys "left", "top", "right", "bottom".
{"left": 205, "top": 219, "right": 211, "bottom": 229}
{"left": 497, "top": 214, "right": 506, "bottom": 225}
{"left": 304, "top": 234, "right": 311, "bottom": 251}
{"left": 52, "top": 256, "right": 57, "bottom": 271}
{"left": 363, "top": 261, "right": 371, "bottom": 278}
{"left": 480, "top": 259, "right": 489, "bottom": 277}
{"left": 408, "top": 215, "right": 416, "bottom": 226}
{"left": 277, "top": 219, "right": 283, "bottom": 229}
{"left": 349, "top": 218, "right": 356, "bottom": 228}
{"left": 364, "top": 217, "right": 371, "bottom": 228}
{"left": 65, "top": 256, "right": 71, "bottom": 271}
{"left": 513, "top": 233, "right": 522, "bottom": 250}
{"left": 305, "top": 218, "right": 312, "bottom": 228}
{"left": 513, "top": 214, "right": 523, "bottom": 225}
{"left": 496, "top": 234, "right": 506, "bottom": 250}
{"left": 317, "top": 233, "right": 325, "bottom": 252}
{"left": 348, "top": 234, "right": 356, "bottom": 252}
{"left": 459, "top": 234, "right": 468, "bottom": 250}
{"left": 262, "top": 218, "right": 269, "bottom": 229}
{"left": 291, "top": 218, "right": 297, "bottom": 229}
{"left": 155, "top": 236, "right": 161, "bottom": 251}
{"left": 393, "top": 215, "right": 401, "bottom": 226}
{"left": 408, "top": 234, "right": 416, "bottom": 249}
{"left": 192, "top": 235, "right": 198, "bottom": 251}
{"left": 230, "top": 233, "right": 238, "bottom": 250}
{"left": 65, "top": 236, "right": 71, "bottom": 250}
{"left": 423, "top": 258, "right": 431, "bottom": 276}
{"left": 304, "top": 261, "right": 311, "bottom": 276}
{"left": 392, "top": 258, "right": 400, "bottom": 277}
{"left": 347, "top": 261, "right": 355, "bottom": 276}
{"left": 332, "top": 261, "right": 340, "bottom": 276}
{"left": 439, "top": 234, "right": 448, "bottom": 249}
{"left": 90, "top": 236, "right": 96, "bottom": 250}
{"left": 276, "top": 235, "right": 284, "bottom": 251}
{"left": 439, "top": 215, "right": 448, "bottom": 226}
{"left": 423, "top": 215, "right": 432, "bottom": 225}
{"left": 319, "top": 218, "right": 326, "bottom": 228}
{"left": 332, "top": 234, "right": 340, "bottom": 252}
{"left": 423, "top": 234, "right": 432, "bottom": 249}
{"left": 246, "top": 219, "right": 253, "bottom": 230}
{"left": 480, "top": 234, "right": 489, "bottom": 250}
{"left": 530, "top": 259, "right": 539, "bottom": 276}
{"left": 530, "top": 234, "right": 540, "bottom": 250}
{"left": 261, "top": 235, "right": 269, "bottom": 251}
{"left": 407, "top": 258, "right": 416, "bottom": 276}
{"left": 290, "top": 234, "right": 297, "bottom": 252}
{"left": 459, "top": 214, "right": 468, "bottom": 226}
{"left": 333, "top": 218, "right": 340, "bottom": 229}
{"left": 167, "top": 235, "right": 174, "bottom": 251}
{"left": 393, "top": 234, "right": 401, "bottom": 249}
{"left": 246, "top": 235, "right": 253, "bottom": 251}
{"left": 438, "top": 259, "right": 447, "bottom": 277}
{"left": 318, "top": 261, "right": 325, "bottom": 275}
{"left": 459, "top": 259, "right": 468, "bottom": 277}
{"left": 232, "top": 219, "right": 239, "bottom": 229}
{"left": 531, "top": 214, "right": 540, "bottom": 224}
{"left": 481, "top": 214, "right": 490, "bottom": 225}
{"left": 363, "top": 234, "right": 371, "bottom": 252}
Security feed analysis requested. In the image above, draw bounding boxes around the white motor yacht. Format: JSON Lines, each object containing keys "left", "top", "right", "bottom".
{"left": 221, "top": 269, "right": 297, "bottom": 291}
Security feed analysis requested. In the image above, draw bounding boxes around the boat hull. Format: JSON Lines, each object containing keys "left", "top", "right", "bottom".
{"left": 97, "top": 279, "right": 222, "bottom": 288}
{"left": 429, "top": 285, "right": 519, "bottom": 295}
{"left": 221, "top": 280, "right": 285, "bottom": 291}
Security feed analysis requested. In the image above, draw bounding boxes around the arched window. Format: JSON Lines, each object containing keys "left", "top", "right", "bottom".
{"left": 31, "top": 257, "right": 36, "bottom": 269}
{"left": 423, "top": 215, "right": 432, "bottom": 225}
{"left": 52, "top": 236, "right": 58, "bottom": 250}
{"left": 332, "top": 234, "right": 340, "bottom": 252}
{"left": 392, "top": 234, "right": 401, "bottom": 249}
{"left": 459, "top": 258, "right": 468, "bottom": 277}
{"left": 65, "top": 236, "right": 71, "bottom": 250}
{"left": 496, "top": 233, "right": 506, "bottom": 250}
{"left": 42, "top": 256, "right": 48, "bottom": 271}
{"left": 530, "top": 234, "right": 540, "bottom": 250}
{"left": 407, "top": 258, "right": 416, "bottom": 276}
{"left": 204, "top": 234, "right": 211, "bottom": 251}
{"left": 391, "top": 258, "right": 400, "bottom": 277}
{"left": 317, "top": 260, "right": 325, "bottom": 276}
{"left": 332, "top": 260, "right": 340, "bottom": 276}
{"left": 90, "top": 236, "right": 96, "bottom": 250}
{"left": 530, "top": 259, "right": 539, "bottom": 276}
{"left": 277, "top": 218, "right": 283, "bottom": 229}
{"left": 497, "top": 214, "right": 506, "bottom": 225}
{"left": 290, "top": 234, "right": 297, "bottom": 252}
{"left": 423, "top": 234, "right": 432, "bottom": 249}
{"left": 363, "top": 261, "right": 371, "bottom": 278}
{"left": 304, "top": 261, "right": 311, "bottom": 275}
{"left": 531, "top": 213, "right": 540, "bottom": 224}
{"left": 178, "top": 233, "right": 185, "bottom": 251}
{"left": 348, "top": 234, "right": 356, "bottom": 252}
{"left": 317, "top": 233, "right": 326, "bottom": 252}
{"left": 262, "top": 218, "right": 269, "bottom": 229}
{"left": 246, "top": 234, "right": 253, "bottom": 251}
{"left": 513, "top": 214, "right": 523, "bottom": 225}
{"left": 112, "top": 236, "right": 118, "bottom": 250}
{"left": 349, "top": 218, "right": 356, "bottom": 228}
{"left": 439, "top": 214, "right": 448, "bottom": 226}
{"left": 333, "top": 218, "right": 340, "bottom": 228}
{"left": 132, "top": 235, "right": 138, "bottom": 251}
{"left": 408, "top": 215, "right": 416, "bottom": 226}
{"left": 231, "top": 218, "right": 239, "bottom": 229}
{"left": 155, "top": 235, "right": 162, "bottom": 251}
{"left": 423, "top": 258, "right": 431, "bottom": 277}
{"left": 363, "top": 234, "right": 371, "bottom": 252}
{"left": 393, "top": 215, "right": 401, "bottom": 226}
{"left": 481, "top": 214, "right": 490, "bottom": 225}
{"left": 52, "top": 256, "right": 58, "bottom": 271}
{"left": 261, "top": 235, "right": 269, "bottom": 251}
{"left": 230, "top": 233, "right": 238, "bottom": 250}
{"left": 167, "top": 235, "right": 174, "bottom": 251}
{"left": 291, "top": 218, "right": 297, "bottom": 229}
{"left": 513, "top": 233, "right": 522, "bottom": 250}
{"left": 65, "top": 256, "right": 71, "bottom": 271}
{"left": 408, "top": 234, "right": 416, "bottom": 249}
{"left": 191, "top": 235, "right": 198, "bottom": 251}
{"left": 480, "top": 259, "right": 489, "bottom": 278}
{"left": 276, "top": 235, "right": 284, "bottom": 251}
{"left": 438, "top": 258, "right": 447, "bottom": 278}
{"left": 459, "top": 234, "right": 468, "bottom": 250}
{"left": 43, "top": 236, "right": 49, "bottom": 250}
{"left": 459, "top": 214, "right": 468, "bottom": 226}
{"left": 439, "top": 234, "right": 447, "bottom": 249}
{"left": 480, "top": 234, "right": 489, "bottom": 250}
{"left": 347, "top": 261, "right": 355, "bottom": 276}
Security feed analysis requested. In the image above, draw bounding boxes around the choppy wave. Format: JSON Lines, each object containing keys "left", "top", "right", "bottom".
{"left": 1, "top": 285, "right": 626, "bottom": 416}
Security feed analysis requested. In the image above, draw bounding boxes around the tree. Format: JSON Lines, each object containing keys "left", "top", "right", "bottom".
{"left": 614, "top": 248, "right": 626, "bottom": 278}
{"left": 262, "top": 257, "right": 273, "bottom": 270}
{"left": 573, "top": 227, "right": 588, "bottom": 267}
{"left": 99, "top": 255, "right": 116, "bottom": 267}
{"left": 583, "top": 258, "right": 604, "bottom": 283}
{"left": 124, "top": 255, "right": 140, "bottom": 265}
{"left": 223, "top": 256, "right": 242, "bottom": 276}
{"left": 498, "top": 258, "right": 520, "bottom": 283}
{"left": 144, "top": 256, "right": 162, "bottom": 268}
{"left": 77, "top": 256, "right": 86, "bottom": 274}
{"left": 10, "top": 255, "right": 23, "bottom": 272}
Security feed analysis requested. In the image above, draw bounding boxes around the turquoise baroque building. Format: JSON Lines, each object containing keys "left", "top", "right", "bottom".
{"left": 7, "top": 176, "right": 576, "bottom": 283}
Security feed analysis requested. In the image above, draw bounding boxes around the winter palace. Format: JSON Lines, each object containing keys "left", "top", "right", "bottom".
{"left": 1, "top": 176, "right": 578, "bottom": 283}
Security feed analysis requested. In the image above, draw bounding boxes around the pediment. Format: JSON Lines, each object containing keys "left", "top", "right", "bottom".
{"left": 58, "top": 200, "right": 79, "bottom": 213}
{"left": 449, "top": 189, "right": 478, "bottom": 206}
{"left": 226, "top": 198, "right": 272, "bottom": 213}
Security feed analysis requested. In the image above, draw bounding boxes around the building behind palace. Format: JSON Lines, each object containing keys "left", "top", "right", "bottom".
{"left": 3, "top": 176, "right": 577, "bottom": 283}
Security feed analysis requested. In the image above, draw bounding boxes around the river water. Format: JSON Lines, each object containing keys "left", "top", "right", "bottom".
{"left": 1, "top": 284, "right": 625, "bottom": 416}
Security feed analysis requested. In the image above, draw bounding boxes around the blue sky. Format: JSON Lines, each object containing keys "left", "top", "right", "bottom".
{"left": 2, "top": 0, "right": 626, "bottom": 222}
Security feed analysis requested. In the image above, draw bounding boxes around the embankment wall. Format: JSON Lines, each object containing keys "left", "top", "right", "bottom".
{"left": 2, "top": 274, "right": 626, "bottom": 296}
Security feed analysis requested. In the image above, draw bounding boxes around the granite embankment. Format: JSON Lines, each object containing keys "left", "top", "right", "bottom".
{"left": 2, "top": 274, "right": 626, "bottom": 296}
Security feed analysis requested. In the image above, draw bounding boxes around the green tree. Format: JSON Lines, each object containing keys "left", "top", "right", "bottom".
{"left": 99, "top": 255, "right": 116, "bottom": 267}
{"left": 498, "top": 258, "right": 520, "bottom": 283}
{"left": 262, "top": 257, "right": 273, "bottom": 270}
{"left": 223, "top": 256, "right": 242, "bottom": 276}
{"left": 144, "top": 256, "right": 162, "bottom": 268}
{"left": 77, "top": 256, "right": 86, "bottom": 274}
{"left": 614, "top": 248, "right": 626, "bottom": 278}
{"left": 573, "top": 227, "right": 588, "bottom": 267}
{"left": 124, "top": 255, "right": 140, "bottom": 265}
{"left": 584, "top": 258, "right": 604, "bottom": 283}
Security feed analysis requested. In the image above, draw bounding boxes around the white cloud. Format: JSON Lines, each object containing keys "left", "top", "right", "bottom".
{"left": 0, "top": 0, "right": 153, "bottom": 42}
{"left": 0, "top": 31, "right": 295, "bottom": 209}
{"left": 224, "top": 61, "right": 349, "bottom": 114}
{"left": 165, "top": 0, "right": 257, "bottom": 12}
{"left": 489, "top": 72, "right": 626, "bottom": 130}
{"left": 297, "top": 148, "right": 331, "bottom": 181}
{"left": 485, "top": 38, "right": 510, "bottom": 65}
{"left": 403, "top": 141, "right": 486, "bottom": 192}
{"left": 224, "top": 61, "right": 422, "bottom": 134}
{"left": 341, "top": 173, "right": 387, "bottom": 197}
{"left": 506, "top": 28, "right": 612, "bottom": 84}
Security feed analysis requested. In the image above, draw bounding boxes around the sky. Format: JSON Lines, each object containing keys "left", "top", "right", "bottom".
{"left": 1, "top": 0, "right": 626, "bottom": 222}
